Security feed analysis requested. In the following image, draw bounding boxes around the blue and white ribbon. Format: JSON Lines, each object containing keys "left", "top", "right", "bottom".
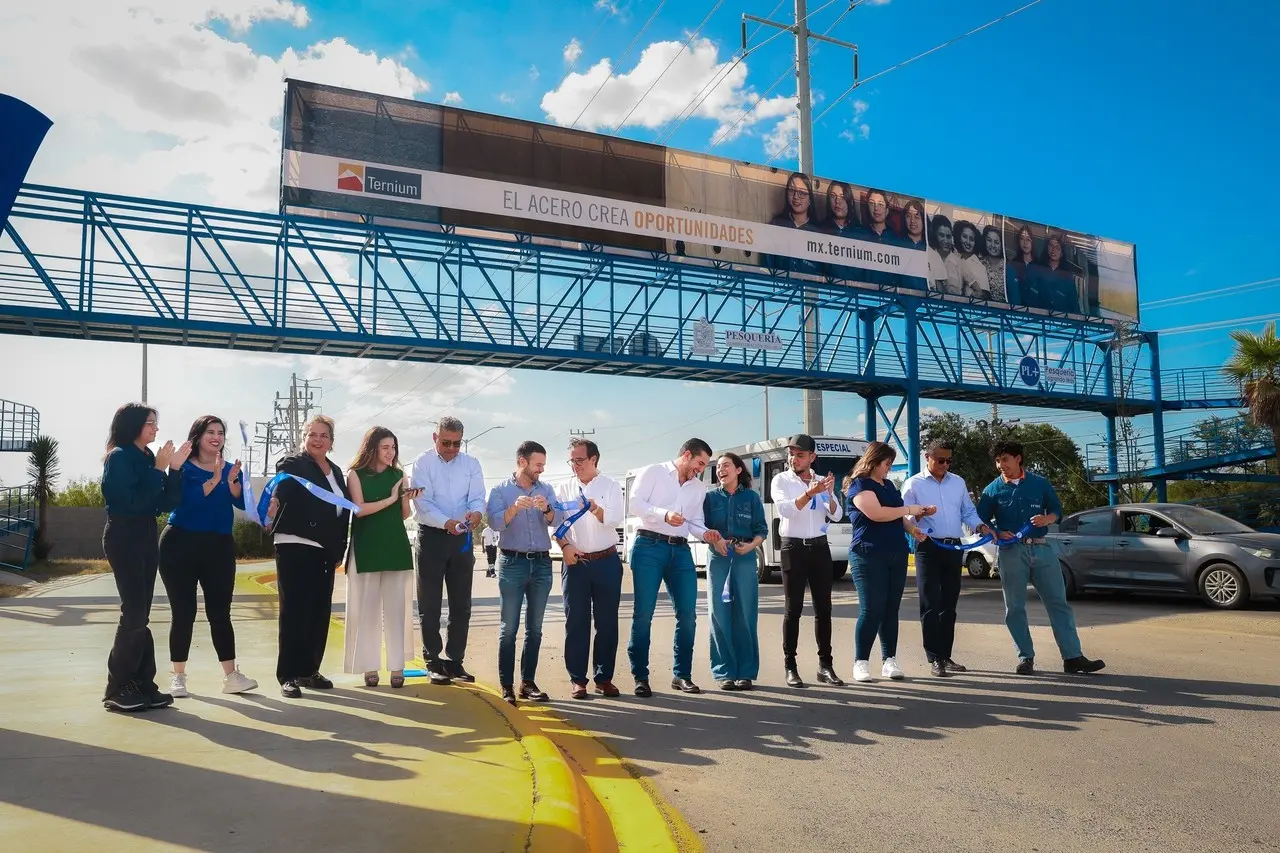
{"left": 238, "top": 421, "right": 257, "bottom": 524}
{"left": 915, "top": 522, "right": 1036, "bottom": 551}
{"left": 553, "top": 490, "right": 591, "bottom": 540}
{"left": 455, "top": 519, "right": 472, "bottom": 553}
{"left": 253, "top": 471, "right": 360, "bottom": 526}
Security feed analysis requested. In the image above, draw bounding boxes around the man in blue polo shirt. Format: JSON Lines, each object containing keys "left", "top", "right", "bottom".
{"left": 976, "top": 440, "right": 1106, "bottom": 676}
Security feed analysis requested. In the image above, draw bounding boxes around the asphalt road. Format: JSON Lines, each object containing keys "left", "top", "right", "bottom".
{"left": 459, "top": 568, "right": 1280, "bottom": 853}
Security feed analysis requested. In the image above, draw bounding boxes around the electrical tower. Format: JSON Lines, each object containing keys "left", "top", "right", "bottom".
{"left": 253, "top": 373, "right": 321, "bottom": 475}
{"left": 568, "top": 427, "right": 596, "bottom": 440}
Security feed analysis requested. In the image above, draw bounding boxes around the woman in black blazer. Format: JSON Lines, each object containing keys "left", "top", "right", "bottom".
{"left": 266, "top": 414, "right": 352, "bottom": 698}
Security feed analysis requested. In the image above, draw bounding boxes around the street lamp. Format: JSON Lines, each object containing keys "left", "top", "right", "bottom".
{"left": 463, "top": 425, "right": 504, "bottom": 452}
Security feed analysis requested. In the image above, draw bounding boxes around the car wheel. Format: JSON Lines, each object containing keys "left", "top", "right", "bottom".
{"left": 757, "top": 547, "right": 773, "bottom": 583}
{"left": 1061, "top": 564, "right": 1077, "bottom": 600}
{"left": 832, "top": 560, "right": 848, "bottom": 581}
{"left": 1198, "top": 563, "right": 1249, "bottom": 610}
{"left": 966, "top": 553, "right": 991, "bottom": 579}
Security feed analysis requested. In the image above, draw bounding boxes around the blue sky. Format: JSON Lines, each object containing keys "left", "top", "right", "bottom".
{"left": 2, "top": 0, "right": 1278, "bottom": 489}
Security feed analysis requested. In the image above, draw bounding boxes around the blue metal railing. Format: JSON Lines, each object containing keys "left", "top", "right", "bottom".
{"left": 0, "top": 399, "right": 38, "bottom": 453}
{"left": 0, "top": 485, "right": 36, "bottom": 572}
{"left": 1087, "top": 413, "right": 1275, "bottom": 478}
{"left": 1160, "top": 367, "right": 1244, "bottom": 407}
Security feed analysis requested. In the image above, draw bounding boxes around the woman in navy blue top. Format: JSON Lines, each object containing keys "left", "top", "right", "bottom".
{"left": 158, "top": 415, "right": 258, "bottom": 699}
{"left": 100, "top": 403, "right": 189, "bottom": 712}
{"left": 844, "top": 442, "right": 931, "bottom": 684}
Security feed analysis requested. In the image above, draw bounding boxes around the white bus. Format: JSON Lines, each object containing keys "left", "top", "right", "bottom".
{"left": 622, "top": 436, "right": 873, "bottom": 582}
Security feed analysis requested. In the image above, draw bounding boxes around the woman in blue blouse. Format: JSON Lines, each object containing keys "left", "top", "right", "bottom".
{"left": 702, "top": 452, "right": 767, "bottom": 690}
{"left": 158, "top": 415, "right": 258, "bottom": 699}
{"left": 844, "top": 442, "right": 930, "bottom": 684}
{"left": 100, "top": 403, "right": 189, "bottom": 712}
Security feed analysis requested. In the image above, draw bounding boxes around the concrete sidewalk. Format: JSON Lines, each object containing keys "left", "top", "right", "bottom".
{"left": 0, "top": 567, "right": 699, "bottom": 853}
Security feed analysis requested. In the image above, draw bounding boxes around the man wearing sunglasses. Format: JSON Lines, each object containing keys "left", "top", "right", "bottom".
{"left": 410, "top": 416, "right": 487, "bottom": 686}
{"left": 902, "top": 440, "right": 991, "bottom": 677}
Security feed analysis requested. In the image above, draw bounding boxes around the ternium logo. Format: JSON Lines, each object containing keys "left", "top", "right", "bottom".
{"left": 365, "top": 167, "right": 422, "bottom": 200}
{"left": 337, "top": 162, "right": 364, "bottom": 192}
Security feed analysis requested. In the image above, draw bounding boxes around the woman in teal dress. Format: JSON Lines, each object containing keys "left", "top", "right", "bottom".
{"left": 702, "top": 452, "right": 768, "bottom": 690}
{"left": 343, "top": 426, "right": 421, "bottom": 688}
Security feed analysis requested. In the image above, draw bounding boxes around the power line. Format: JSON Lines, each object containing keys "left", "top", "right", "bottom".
{"left": 765, "top": 0, "right": 1047, "bottom": 165}
{"left": 654, "top": 0, "right": 844, "bottom": 146}
{"left": 706, "top": 0, "right": 862, "bottom": 151}
{"left": 609, "top": 0, "right": 729, "bottom": 133}
{"left": 570, "top": 0, "right": 671, "bottom": 129}
{"left": 1142, "top": 276, "right": 1280, "bottom": 310}
{"left": 1155, "top": 312, "right": 1280, "bottom": 337}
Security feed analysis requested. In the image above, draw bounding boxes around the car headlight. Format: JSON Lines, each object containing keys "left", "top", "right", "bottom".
{"left": 1241, "top": 547, "right": 1275, "bottom": 560}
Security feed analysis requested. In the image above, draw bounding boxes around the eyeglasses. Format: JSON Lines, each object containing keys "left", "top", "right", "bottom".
{"left": 438, "top": 439, "right": 462, "bottom": 449}
{"left": 787, "top": 187, "right": 809, "bottom": 197}
{"left": 931, "top": 457, "right": 953, "bottom": 465}
{"left": 567, "top": 457, "right": 589, "bottom": 466}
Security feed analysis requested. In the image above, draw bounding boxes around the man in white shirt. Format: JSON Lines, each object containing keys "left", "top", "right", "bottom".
{"left": 554, "top": 438, "right": 625, "bottom": 700}
{"left": 902, "top": 440, "right": 992, "bottom": 677}
{"left": 481, "top": 524, "right": 500, "bottom": 578}
{"left": 627, "top": 437, "right": 724, "bottom": 697}
{"left": 769, "top": 434, "right": 844, "bottom": 688}
{"left": 409, "top": 415, "right": 486, "bottom": 686}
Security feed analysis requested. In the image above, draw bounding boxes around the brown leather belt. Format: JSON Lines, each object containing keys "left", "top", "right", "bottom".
{"left": 578, "top": 548, "right": 618, "bottom": 562}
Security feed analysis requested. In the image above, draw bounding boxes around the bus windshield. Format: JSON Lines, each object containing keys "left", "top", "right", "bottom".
{"left": 810, "top": 456, "right": 858, "bottom": 483}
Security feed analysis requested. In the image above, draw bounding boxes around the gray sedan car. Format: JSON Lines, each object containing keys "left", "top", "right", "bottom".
{"left": 1051, "top": 503, "right": 1280, "bottom": 609}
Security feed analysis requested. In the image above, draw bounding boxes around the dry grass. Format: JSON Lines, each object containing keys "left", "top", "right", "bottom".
{"left": 28, "top": 559, "right": 112, "bottom": 580}
{"left": 0, "top": 584, "right": 26, "bottom": 599}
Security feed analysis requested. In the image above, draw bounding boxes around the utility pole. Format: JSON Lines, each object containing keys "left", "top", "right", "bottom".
{"left": 273, "top": 373, "right": 319, "bottom": 451}
{"left": 141, "top": 343, "right": 148, "bottom": 403}
{"left": 743, "top": 1, "right": 858, "bottom": 436}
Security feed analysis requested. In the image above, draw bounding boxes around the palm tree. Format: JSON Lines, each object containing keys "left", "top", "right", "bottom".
{"left": 26, "top": 435, "right": 60, "bottom": 560}
{"left": 1224, "top": 322, "right": 1280, "bottom": 452}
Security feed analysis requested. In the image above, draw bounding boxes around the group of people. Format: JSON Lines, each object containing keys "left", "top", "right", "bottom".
{"left": 97, "top": 404, "right": 1105, "bottom": 714}
{"left": 768, "top": 172, "right": 1086, "bottom": 315}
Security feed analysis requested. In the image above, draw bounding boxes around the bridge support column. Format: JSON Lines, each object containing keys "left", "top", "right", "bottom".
{"left": 1148, "top": 332, "right": 1169, "bottom": 502}
{"left": 1106, "top": 415, "right": 1119, "bottom": 506}
{"left": 862, "top": 308, "right": 878, "bottom": 445}
{"left": 864, "top": 395, "right": 877, "bottom": 444}
{"left": 904, "top": 307, "right": 920, "bottom": 476}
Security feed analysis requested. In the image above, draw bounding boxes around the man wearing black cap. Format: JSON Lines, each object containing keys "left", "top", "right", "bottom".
{"left": 769, "top": 434, "right": 843, "bottom": 688}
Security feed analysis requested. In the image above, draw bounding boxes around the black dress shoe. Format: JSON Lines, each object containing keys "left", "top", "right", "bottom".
{"left": 816, "top": 666, "right": 845, "bottom": 687}
{"left": 943, "top": 658, "right": 967, "bottom": 673}
{"left": 518, "top": 680, "right": 549, "bottom": 701}
{"left": 1063, "top": 655, "right": 1106, "bottom": 674}
{"left": 670, "top": 677, "right": 701, "bottom": 694}
{"left": 501, "top": 685, "right": 517, "bottom": 706}
{"left": 148, "top": 689, "right": 174, "bottom": 708}
{"left": 734, "top": 679, "right": 754, "bottom": 691}
{"left": 1015, "top": 658, "right": 1036, "bottom": 675}
{"left": 930, "top": 660, "right": 949, "bottom": 678}
{"left": 280, "top": 680, "right": 303, "bottom": 698}
{"left": 718, "top": 679, "right": 739, "bottom": 691}
{"left": 427, "top": 662, "right": 453, "bottom": 686}
{"left": 298, "top": 673, "right": 333, "bottom": 690}
{"left": 785, "top": 668, "right": 805, "bottom": 688}
{"left": 634, "top": 680, "right": 652, "bottom": 698}
{"left": 447, "top": 661, "right": 477, "bottom": 683}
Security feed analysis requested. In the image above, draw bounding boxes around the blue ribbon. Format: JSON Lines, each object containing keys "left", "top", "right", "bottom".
{"left": 915, "top": 522, "right": 1036, "bottom": 551}
{"left": 553, "top": 490, "right": 590, "bottom": 540}
{"left": 455, "top": 520, "right": 472, "bottom": 553}
{"left": 254, "top": 471, "right": 360, "bottom": 526}
{"left": 238, "top": 421, "right": 257, "bottom": 523}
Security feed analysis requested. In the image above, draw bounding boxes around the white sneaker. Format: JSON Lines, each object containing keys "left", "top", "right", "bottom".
{"left": 852, "top": 660, "right": 873, "bottom": 682}
{"left": 169, "top": 672, "right": 189, "bottom": 698}
{"left": 222, "top": 668, "right": 259, "bottom": 694}
{"left": 882, "top": 657, "right": 905, "bottom": 680}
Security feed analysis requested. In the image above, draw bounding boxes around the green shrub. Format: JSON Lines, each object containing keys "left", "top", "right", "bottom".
{"left": 233, "top": 519, "right": 275, "bottom": 560}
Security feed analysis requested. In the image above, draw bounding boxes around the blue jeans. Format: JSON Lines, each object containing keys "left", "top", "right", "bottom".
{"left": 561, "top": 551, "right": 623, "bottom": 685}
{"left": 497, "top": 552, "right": 553, "bottom": 687}
{"left": 850, "top": 548, "right": 908, "bottom": 661}
{"left": 628, "top": 537, "right": 698, "bottom": 682}
{"left": 998, "top": 541, "right": 1082, "bottom": 661}
{"left": 707, "top": 552, "right": 760, "bottom": 681}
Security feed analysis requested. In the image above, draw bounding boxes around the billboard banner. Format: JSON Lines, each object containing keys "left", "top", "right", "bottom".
{"left": 281, "top": 80, "right": 1139, "bottom": 323}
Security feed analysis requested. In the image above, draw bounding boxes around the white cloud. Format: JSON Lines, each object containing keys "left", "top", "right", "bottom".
{"left": 4, "top": 1, "right": 429, "bottom": 214}
{"left": 499, "top": 92, "right": 516, "bottom": 105}
{"left": 859, "top": 123, "right": 871, "bottom": 139}
{"left": 853, "top": 99, "right": 869, "bottom": 120}
{"left": 763, "top": 113, "right": 799, "bottom": 160}
{"left": 443, "top": 91, "right": 464, "bottom": 105}
{"left": 563, "top": 38, "right": 584, "bottom": 66}
{"left": 541, "top": 37, "right": 792, "bottom": 140}
{"left": 594, "top": 0, "right": 622, "bottom": 16}
{"left": 529, "top": 64, "right": 540, "bottom": 81}
{"left": 839, "top": 100, "right": 871, "bottom": 143}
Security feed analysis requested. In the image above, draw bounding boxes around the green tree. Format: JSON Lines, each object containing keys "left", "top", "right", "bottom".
{"left": 26, "top": 435, "right": 60, "bottom": 560}
{"left": 1224, "top": 321, "right": 1280, "bottom": 452}
{"left": 53, "top": 477, "right": 106, "bottom": 508}
{"left": 919, "top": 413, "right": 1105, "bottom": 515}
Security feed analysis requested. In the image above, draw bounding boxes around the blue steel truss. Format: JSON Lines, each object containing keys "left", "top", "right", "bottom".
{"left": 0, "top": 399, "right": 39, "bottom": 453}
{"left": 0, "top": 183, "right": 1242, "bottom": 487}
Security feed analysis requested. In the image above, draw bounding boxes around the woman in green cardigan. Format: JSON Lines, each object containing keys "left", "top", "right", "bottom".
{"left": 343, "top": 427, "right": 422, "bottom": 688}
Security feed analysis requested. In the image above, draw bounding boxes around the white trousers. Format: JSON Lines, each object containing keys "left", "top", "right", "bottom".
{"left": 343, "top": 552, "right": 414, "bottom": 674}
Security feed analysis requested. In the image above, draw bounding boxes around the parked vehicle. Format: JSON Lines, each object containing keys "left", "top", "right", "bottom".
{"left": 962, "top": 535, "right": 1000, "bottom": 579}
{"left": 1051, "top": 503, "right": 1280, "bottom": 609}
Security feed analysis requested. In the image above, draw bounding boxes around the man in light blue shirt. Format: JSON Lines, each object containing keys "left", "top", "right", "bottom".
{"left": 903, "top": 440, "right": 991, "bottom": 677}
{"left": 487, "top": 440, "right": 563, "bottom": 705}
{"left": 410, "top": 416, "right": 487, "bottom": 685}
